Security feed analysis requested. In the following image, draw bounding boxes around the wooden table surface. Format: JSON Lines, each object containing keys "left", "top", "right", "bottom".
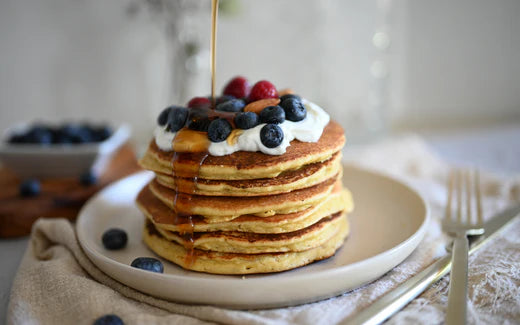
{"left": 0, "top": 143, "right": 141, "bottom": 238}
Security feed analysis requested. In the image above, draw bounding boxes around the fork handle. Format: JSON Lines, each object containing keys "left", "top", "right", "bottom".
{"left": 446, "top": 234, "right": 468, "bottom": 325}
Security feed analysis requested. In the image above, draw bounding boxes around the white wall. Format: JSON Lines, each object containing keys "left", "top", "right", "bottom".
{"left": 394, "top": 0, "right": 520, "bottom": 129}
{"left": 0, "top": 0, "right": 519, "bottom": 145}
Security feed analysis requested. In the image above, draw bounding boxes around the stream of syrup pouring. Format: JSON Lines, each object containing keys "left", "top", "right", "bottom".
{"left": 170, "top": 0, "right": 220, "bottom": 268}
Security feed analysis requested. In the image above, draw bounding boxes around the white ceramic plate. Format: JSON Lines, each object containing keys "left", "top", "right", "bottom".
{"left": 77, "top": 165, "right": 428, "bottom": 309}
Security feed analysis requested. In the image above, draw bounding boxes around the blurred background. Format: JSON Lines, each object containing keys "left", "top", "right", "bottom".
{"left": 1, "top": 0, "right": 519, "bottom": 147}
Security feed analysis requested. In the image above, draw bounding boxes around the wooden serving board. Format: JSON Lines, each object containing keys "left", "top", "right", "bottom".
{"left": 0, "top": 143, "right": 142, "bottom": 238}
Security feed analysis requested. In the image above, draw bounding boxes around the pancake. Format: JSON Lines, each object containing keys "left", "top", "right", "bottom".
{"left": 148, "top": 175, "right": 339, "bottom": 220}
{"left": 154, "top": 212, "right": 344, "bottom": 254}
{"left": 137, "top": 183, "right": 353, "bottom": 233}
{"left": 154, "top": 152, "right": 342, "bottom": 196}
{"left": 143, "top": 213, "right": 349, "bottom": 274}
{"left": 139, "top": 121, "right": 345, "bottom": 180}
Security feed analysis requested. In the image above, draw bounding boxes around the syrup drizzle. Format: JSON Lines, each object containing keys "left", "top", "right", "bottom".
{"left": 171, "top": 149, "right": 209, "bottom": 267}
{"left": 170, "top": 0, "right": 219, "bottom": 268}
{"left": 210, "top": 0, "right": 219, "bottom": 106}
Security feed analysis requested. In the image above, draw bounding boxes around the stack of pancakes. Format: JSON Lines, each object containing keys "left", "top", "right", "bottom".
{"left": 136, "top": 121, "right": 353, "bottom": 274}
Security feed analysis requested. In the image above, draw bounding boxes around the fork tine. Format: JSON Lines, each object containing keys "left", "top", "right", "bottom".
{"left": 475, "top": 170, "right": 483, "bottom": 226}
{"left": 445, "top": 169, "right": 454, "bottom": 221}
{"left": 465, "top": 169, "right": 472, "bottom": 225}
{"left": 456, "top": 169, "right": 462, "bottom": 223}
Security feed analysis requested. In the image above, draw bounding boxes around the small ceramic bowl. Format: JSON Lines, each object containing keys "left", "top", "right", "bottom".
{"left": 0, "top": 124, "right": 131, "bottom": 178}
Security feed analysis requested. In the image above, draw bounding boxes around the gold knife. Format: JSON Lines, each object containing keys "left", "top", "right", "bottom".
{"left": 343, "top": 204, "right": 520, "bottom": 325}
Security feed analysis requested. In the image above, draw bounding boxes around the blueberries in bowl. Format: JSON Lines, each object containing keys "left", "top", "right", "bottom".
{"left": 7, "top": 123, "right": 113, "bottom": 145}
{"left": 131, "top": 257, "right": 164, "bottom": 273}
{"left": 259, "top": 106, "right": 285, "bottom": 124}
{"left": 102, "top": 228, "right": 128, "bottom": 250}
{"left": 234, "top": 112, "right": 258, "bottom": 130}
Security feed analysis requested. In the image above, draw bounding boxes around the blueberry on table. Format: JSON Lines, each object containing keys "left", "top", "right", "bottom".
{"left": 102, "top": 228, "right": 128, "bottom": 250}
{"left": 259, "top": 106, "right": 285, "bottom": 124}
{"left": 93, "top": 314, "right": 124, "bottom": 325}
{"left": 280, "top": 98, "right": 307, "bottom": 122}
{"left": 166, "top": 106, "right": 189, "bottom": 132}
{"left": 131, "top": 257, "right": 164, "bottom": 273}
{"left": 207, "top": 118, "right": 232, "bottom": 142}
{"left": 279, "top": 94, "right": 301, "bottom": 102}
{"left": 216, "top": 99, "right": 245, "bottom": 113}
{"left": 80, "top": 171, "right": 97, "bottom": 186}
{"left": 234, "top": 112, "right": 258, "bottom": 130}
{"left": 19, "top": 179, "right": 41, "bottom": 197}
{"left": 260, "top": 124, "right": 284, "bottom": 148}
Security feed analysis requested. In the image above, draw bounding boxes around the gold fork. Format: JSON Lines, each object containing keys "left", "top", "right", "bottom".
{"left": 442, "top": 169, "right": 485, "bottom": 325}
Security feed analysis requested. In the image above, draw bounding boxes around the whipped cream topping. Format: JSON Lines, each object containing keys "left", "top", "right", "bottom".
{"left": 153, "top": 99, "right": 330, "bottom": 156}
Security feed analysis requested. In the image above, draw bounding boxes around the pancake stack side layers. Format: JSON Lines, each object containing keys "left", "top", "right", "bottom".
{"left": 137, "top": 78, "right": 354, "bottom": 274}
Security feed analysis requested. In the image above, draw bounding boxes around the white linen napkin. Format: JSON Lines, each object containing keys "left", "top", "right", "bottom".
{"left": 7, "top": 136, "right": 520, "bottom": 325}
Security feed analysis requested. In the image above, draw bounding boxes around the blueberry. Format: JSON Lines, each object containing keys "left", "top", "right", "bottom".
{"left": 102, "top": 228, "right": 128, "bottom": 250}
{"left": 280, "top": 98, "right": 307, "bottom": 122}
{"left": 19, "top": 179, "right": 40, "bottom": 197}
{"left": 26, "top": 126, "right": 53, "bottom": 145}
{"left": 131, "top": 257, "right": 164, "bottom": 273}
{"left": 53, "top": 131, "right": 73, "bottom": 144}
{"left": 92, "top": 125, "right": 112, "bottom": 142}
{"left": 280, "top": 94, "right": 301, "bottom": 102}
{"left": 207, "top": 118, "right": 232, "bottom": 142}
{"left": 260, "top": 124, "right": 284, "bottom": 148}
{"left": 216, "top": 95, "right": 236, "bottom": 105}
{"left": 187, "top": 109, "right": 212, "bottom": 132}
{"left": 234, "top": 112, "right": 258, "bottom": 130}
{"left": 80, "top": 171, "right": 97, "bottom": 186}
{"left": 61, "top": 124, "right": 82, "bottom": 137}
{"left": 93, "top": 314, "right": 124, "bottom": 325}
{"left": 8, "top": 134, "right": 27, "bottom": 144}
{"left": 216, "top": 99, "right": 245, "bottom": 113}
{"left": 165, "top": 106, "right": 189, "bottom": 132}
{"left": 157, "top": 107, "right": 170, "bottom": 126}
{"left": 71, "top": 130, "right": 92, "bottom": 143}
{"left": 259, "top": 106, "right": 285, "bottom": 124}
{"left": 61, "top": 124, "right": 92, "bottom": 143}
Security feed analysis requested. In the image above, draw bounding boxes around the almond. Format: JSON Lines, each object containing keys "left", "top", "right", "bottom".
{"left": 243, "top": 98, "right": 281, "bottom": 114}
{"left": 278, "top": 88, "right": 295, "bottom": 96}
{"left": 227, "top": 129, "right": 244, "bottom": 146}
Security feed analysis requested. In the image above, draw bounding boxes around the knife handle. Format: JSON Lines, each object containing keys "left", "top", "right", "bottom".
{"left": 344, "top": 205, "right": 520, "bottom": 325}
{"left": 343, "top": 255, "right": 452, "bottom": 325}
{"left": 446, "top": 235, "right": 468, "bottom": 325}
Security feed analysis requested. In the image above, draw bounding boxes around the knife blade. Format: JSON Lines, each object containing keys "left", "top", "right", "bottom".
{"left": 343, "top": 204, "right": 520, "bottom": 325}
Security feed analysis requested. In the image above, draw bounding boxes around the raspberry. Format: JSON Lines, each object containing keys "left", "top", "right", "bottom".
{"left": 248, "top": 80, "right": 278, "bottom": 102}
{"left": 223, "top": 76, "right": 250, "bottom": 99}
{"left": 187, "top": 97, "right": 211, "bottom": 109}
